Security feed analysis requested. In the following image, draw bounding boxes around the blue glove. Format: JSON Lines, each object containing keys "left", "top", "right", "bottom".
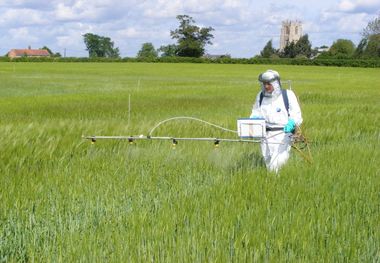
{"left": 250, "top": 115, "right": 264, "bottom": 120}
{"left": 284, "top": 119, "right": 296, "bottom": 133}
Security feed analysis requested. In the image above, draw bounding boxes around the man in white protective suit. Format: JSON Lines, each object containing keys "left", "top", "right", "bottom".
{"left": 250, "top": 69, "right": 303, "bottom": 173}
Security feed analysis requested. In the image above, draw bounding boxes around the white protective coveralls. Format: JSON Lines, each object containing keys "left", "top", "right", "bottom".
{"left": 250, "top": 71, "right": 302, "bottom": 172}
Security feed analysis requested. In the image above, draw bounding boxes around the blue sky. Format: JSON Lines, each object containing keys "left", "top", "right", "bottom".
{"left": 0, "top": 0, "right": 379, "bottom": 58}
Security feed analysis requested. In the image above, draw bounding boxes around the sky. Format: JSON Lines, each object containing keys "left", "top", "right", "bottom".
{"left": 0, "top": 0, "right": 379, "bottom": 58}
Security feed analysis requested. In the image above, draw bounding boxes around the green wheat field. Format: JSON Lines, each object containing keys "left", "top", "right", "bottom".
{"left": 0, "top": 62, "right": 379, "bottom": 262}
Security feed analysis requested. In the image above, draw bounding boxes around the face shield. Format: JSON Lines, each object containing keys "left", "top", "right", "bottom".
{"left": 258, "top": 70, "right": 282, "bottom": 97}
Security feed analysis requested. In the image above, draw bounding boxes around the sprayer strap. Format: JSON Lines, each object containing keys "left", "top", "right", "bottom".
{"left": 259, "top": 89, "right": 289, "bottom": 116}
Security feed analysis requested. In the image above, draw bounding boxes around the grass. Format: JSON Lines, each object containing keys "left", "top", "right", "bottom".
{"left": 0, "top": 62, "right": 379, "bottom": 262}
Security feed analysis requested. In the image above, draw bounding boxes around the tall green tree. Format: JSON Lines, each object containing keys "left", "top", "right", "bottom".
{"left": 294, "top": 34, "right": 312, "bottom": 58}
{"left": 354, "top": 38, "right": 368, "bottom": 58}
{"left": 281, "top": 41, "right": 297, "bottom": 58}
{"left": 83, "top": 33, "right": 120, "bottom": 58}
{"left": 137, "top": 43, "right": 158, "bottom": 58}
{"left": 357, "top": 15, "right": 380, "bottom": 58}
{"left": 170, "top": 15, "right": 214, "bottom": 57}
{"left": 41, "top": 46, "right": 53, "bottom": 55}
{"left": 281, "top": 34, "right": 312, "bottom": 58}
{"left": 329, "top": 39, "right": 356, "bottom": 58}
{"left": 158, "top": 44, "right": 177, "bottom": 57}
{"left": 362, "top": 14, "right": 380, "bottom": 39}
{"left": 41, "top": 46, "right": 61, "bottom": 57}
{"left": 362, "top": 34, "right": 380, "bottom": 58}
{"left": 260, "top": 40, "right": 276, "bottom": 58}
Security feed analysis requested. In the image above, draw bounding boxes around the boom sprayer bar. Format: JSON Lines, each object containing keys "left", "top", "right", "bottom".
{"left": 82, "top": 135, "right": 286, "bottom": 145}
{"left": 81, "top": 115, "right": 312, "bottom": 162}
{"left": 82, "top": 116, "right": 287, "bottom": 146}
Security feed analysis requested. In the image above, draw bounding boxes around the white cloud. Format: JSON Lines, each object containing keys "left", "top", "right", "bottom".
{"left": 0, "top": 0, "right": 56, "bottom": 8}
{"left": 117, "top": 27, "right": 145, "bottom": 38}
{"left": 221, "top": 18, "right": 239, "bottom": 26}
{"left": 222, "top": 0, "right": 243, "bottom": 8}
{"left": 317, "top": 0, "right": 378, "bottom": 43}
{"left": 55, "top": 3, "right": 78, "bottom": 21}
{"left": 8, "top": 27, "right": 39, "bottom": 45}
{"left": 54, "top": 2, "right": 104, "bottom": 22}
{"left": 0, "top": 8, "right": 48, "bottom": 27}
{"left": 56, "top": 34, "right": 81, "bottom": 49}
{"left": 337, "top": 0, "right": 380, "bottom": 13}
{"left": 337, "top": 12, "right": 370, "bottom": 31}
{"left": 143, "top": 1, "right": 182, "bottom": 19}
{"left": 338, "top": 0, "right": 356, "bottom": 11}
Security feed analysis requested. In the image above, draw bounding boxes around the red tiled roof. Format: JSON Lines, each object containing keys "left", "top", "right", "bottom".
{"left": 8, "top": 49, "right": 50, "bottom": 57}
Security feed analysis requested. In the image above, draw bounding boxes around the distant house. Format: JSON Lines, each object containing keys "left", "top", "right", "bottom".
{"left": 8, "top": 48, "right": 50, "bottom": 58}
{"left": 311, "top": 46, "right": 330, "bottom": 59}
{"left": 203, "top": 54, "right": 231, "bottom": 60}
{"left": 317, "top": 46, "right": 329, "bottom": 53}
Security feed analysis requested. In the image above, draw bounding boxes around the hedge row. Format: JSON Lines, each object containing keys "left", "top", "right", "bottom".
{"left": 1, "top": 56, "right": 379, "bottom": 68}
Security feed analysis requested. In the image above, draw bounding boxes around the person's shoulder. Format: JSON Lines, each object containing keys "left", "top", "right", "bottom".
{"left": 255, "top": 91, "right": 262, "bottom": 99}
{"left": 284, "top": 88, "right": 295, "bottom": 94}
{"left": 285, "top": 89, "right": 297, "bottom": 97}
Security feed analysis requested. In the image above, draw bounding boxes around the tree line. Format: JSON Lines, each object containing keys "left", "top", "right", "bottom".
{"left": 6, "top": 14, "right": 379, "bottom": 60}
{"left": 82, "top": 14, "right": 379, "bottom": 60}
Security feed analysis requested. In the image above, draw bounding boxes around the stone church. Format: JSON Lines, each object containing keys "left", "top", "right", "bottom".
{"left": 280, "top": 20, "right": 302, "bottom": 51}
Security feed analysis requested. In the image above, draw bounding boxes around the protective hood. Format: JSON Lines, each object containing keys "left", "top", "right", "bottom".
{"left": 259, "top": 69, "right": 282, "bottom": 98}
{"left": 261, "top": 79, "right": 282, "bottom": 98}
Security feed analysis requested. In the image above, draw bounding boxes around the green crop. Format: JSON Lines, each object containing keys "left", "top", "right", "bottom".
{"left": 0, "top": 62, "right": 379, "bottom": 262}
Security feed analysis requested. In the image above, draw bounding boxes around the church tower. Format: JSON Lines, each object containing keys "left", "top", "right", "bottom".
{"left": 280, "top": 20, "right": 302, "bottom": 51}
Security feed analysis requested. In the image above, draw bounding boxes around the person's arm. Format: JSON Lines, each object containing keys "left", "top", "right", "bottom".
{"left": 287, "top": 90, "right": 303, "bottom": 126}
